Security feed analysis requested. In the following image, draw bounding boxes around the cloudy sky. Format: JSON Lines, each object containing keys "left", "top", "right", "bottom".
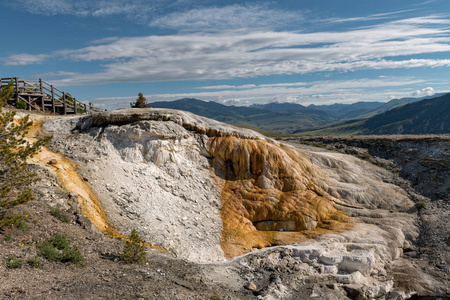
{"left": 1, "top": 0, "right": 450, "bottom": 109}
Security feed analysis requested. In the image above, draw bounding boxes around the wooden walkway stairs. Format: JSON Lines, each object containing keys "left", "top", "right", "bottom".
{"left": 0, "top": 77, "right": 104, "bottom": 114}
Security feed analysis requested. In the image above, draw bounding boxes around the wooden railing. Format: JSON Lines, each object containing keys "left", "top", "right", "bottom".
{"left": 0, "top": 77, "right": 105, "bottom": 115}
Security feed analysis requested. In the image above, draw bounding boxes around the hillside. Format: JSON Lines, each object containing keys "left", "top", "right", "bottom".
{"left": 309, "top": 94, "right": 443, "bottom": 120}
{"left": 364, "top": 92, "right": 450, "bottom": 134}
{"left": 150, "top": 98, "right": 336, "bottom": 133}
{"left": 251, "top": 102, "right": 317, "bottom": 113}
{"left": 356, "top": 93, "right": 445, "bottom": 119}
{"left": 149, "top": 95, "right": 443, "bottom": 135}
{"left": 308, "top": 101, "right": 383, "bottom": 119}
{"left": 297, "top": 93, "right": 450, "bottom": 135}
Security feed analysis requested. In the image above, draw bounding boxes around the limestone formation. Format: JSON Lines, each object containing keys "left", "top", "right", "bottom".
{"left": 37, "top": 108, "right": 444, "bottom": 297}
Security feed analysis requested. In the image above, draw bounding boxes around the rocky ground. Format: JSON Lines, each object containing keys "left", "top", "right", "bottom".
{"left": 279, "top": 136, "right": 450, "bottom": 297}
{"left": 279, "top": 136, "right": 450, "bottom": 201}
{"left": 1, "top": 110, "right": 449, "bottom": 299}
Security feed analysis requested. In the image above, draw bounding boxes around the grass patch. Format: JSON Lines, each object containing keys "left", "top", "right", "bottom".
{"left": 37, "top": 234, "right": 84, "bottom": 265}
{"left": 37, "top": 241, "right": 61, "bottom": 261}
{"left": 27, "top": 255, "right": 42, "bottom": 268}
{"left": 415, "top": 201, "right": 427, "bottom": 209}
{"left": 60, "top": 246, "right": 84, "bottom": 265}
{"left": 6, "top": 255, "right": 23, "bottom": 269}
{"left": 0, "top": 215, "right": 29, "bottom": 232}
{"left": 356, "top": 153, "right": 372, "bottom": 160}
{"left": 294, "top": 119, "right": 367, "bottom": 136}
{"left": 49, "top": 207, "right": 70, "bottom": 223}
{"left": 4, "top": 232, "right": 12, "bottom": 241}
{"left": 52, "top": 234, "right": 70, "bottom": 250}
{"left": 314, "top": 142, "right": 327, "bottom": 148}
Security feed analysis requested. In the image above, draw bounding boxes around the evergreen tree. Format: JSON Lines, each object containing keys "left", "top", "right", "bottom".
{"left": 121, "top": 229, "right": 147, "bottom": 264}
{"left": 0, "top": 83, "right": 50, "bottom": 228}
{"left": 0, "top": 80, "right": 15, "bottom": 106}
{"left": 130, "top": 93, "right": 149, "bottom": 108}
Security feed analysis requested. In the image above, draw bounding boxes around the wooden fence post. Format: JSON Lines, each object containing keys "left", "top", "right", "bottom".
{"left": 51, "top": 85, "right": 55, "bottom": 113}
{"left": 63, "top": 92, "right": 67, "bottom": 115}
{"left": 15, "top": 77, "right": 19, "bottom": 103}
{"left": 39, "top": 79, "right": 44, "bottom": 111}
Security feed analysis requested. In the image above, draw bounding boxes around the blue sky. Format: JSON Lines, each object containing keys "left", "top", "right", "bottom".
{"left": 1, "top": 0, "right": 450, "bottom": 109}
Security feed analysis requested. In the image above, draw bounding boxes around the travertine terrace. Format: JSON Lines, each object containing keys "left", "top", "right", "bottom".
{"left": 21, "top": 108, "right": 447, "bottom": 298}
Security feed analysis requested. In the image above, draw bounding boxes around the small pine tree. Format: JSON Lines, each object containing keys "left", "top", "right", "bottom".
{"left": 0, "top": 79, "right": 15, "bottom": 107}
{"left": 16, "top": 99, "right": 28, "bottom": 110}
{"left": 121, "top": 229, "right": 147, "bottom": 264}
{"left": 130, "top": 93, "right": 149, "bottom": 108}
{"left": 0, "top": 86, "right": 51, "bottom": 227}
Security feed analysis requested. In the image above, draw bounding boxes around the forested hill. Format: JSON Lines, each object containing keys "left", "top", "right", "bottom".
{"left": 364, "top": 92, "right": 450, "bottom": 134}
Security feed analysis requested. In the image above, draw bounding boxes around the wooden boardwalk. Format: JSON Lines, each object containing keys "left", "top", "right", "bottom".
{"left": 0, "top": 77, "right": 104, "bottom": 114}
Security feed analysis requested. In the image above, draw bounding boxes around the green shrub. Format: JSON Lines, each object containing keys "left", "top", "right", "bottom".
{"left": 6, "top": 255, "right": 23, "bottom": 269}
{"left": 4, "top": 232, "right": 12, "bottom": 241}
{"left": 60, "top": 246, "right": 84, "bottom": 265}
{"left": 37, "top": 241, "right": 60, "bottom": 261}
{"left": 49, "top": 207, "right": 70, "bottom": 223}
{"left": 16, "top": 99, "right": 28, "bottom": 110}
{"left": 0, "top": 215, "right": 29, "bottom": 232}
{"left": 315, "top": 142, "right": 327, "bottom": 148}
{"left": 52, "top": 234, "right": 70, "bottom": 250}
{"left": 27, "top": 255, "right": 42, "bottom": 268}
{"left": 121, "top": 229, "right": 147, "bottom": 264}
{"left": 415, "top": 201, "right": 427, "bottom": 209}
{"left": 356, "top": 153, "right": 372, "bottom": 160}
{"left": 37, "top": 234, "right": 84, "bottom": 265}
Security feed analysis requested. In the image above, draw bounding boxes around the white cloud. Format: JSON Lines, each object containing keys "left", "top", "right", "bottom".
{"left": 197, "top": 84, "right": 258, "bottom": 90}
{"left": 6, "top": 16, "right": 450, "bottom": 86}
{"left": 89, "top": 77, "right": 432, "bottom": 110}
{"left": 218, "top": 98, "right": 253, "bottom": 106}
{"left": 326, "top": 9, "right": 418, "bottom": 23}
{"left": 412, "top": 87, "right": 435, "bottom": 96}
{"left": 7, "top": 0, "right": 165, "bottom": 22}
{"left": 149, "top": 4, "right": 302, "bottom": 30}
{"left": 392, "top": 15, "right": 450, "bottom": 25}
{"left": 8, "top": 1, "right": 302, "bottom": 30}
{"left": 4, "top": 53, "right": 49, "bottom": 66}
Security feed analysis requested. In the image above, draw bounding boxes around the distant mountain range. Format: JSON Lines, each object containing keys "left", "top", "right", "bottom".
{"left": 150, "top": 98, "right": 336, "bottom": 134}
{"left": 149, "top": 93, "right": 449, "bottom": 135}
{"left": 364, "top": 93, "right": 450, "bottom": 134}
{"left": 296, "top": 93, "right": 450, "bottom": 135}
{"left": 308, "top": 101, "right": 383, "bottom": 119}
{"left": 308, "top": 93, "right": 445, "bottom": 119}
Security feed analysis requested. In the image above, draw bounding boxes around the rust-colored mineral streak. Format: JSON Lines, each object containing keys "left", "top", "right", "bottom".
{"left": 209, "top": 137, "right": 350, "bottom": 258}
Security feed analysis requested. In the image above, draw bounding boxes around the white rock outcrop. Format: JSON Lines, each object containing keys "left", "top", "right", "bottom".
{"left": 42, "top": 108, "right": 420, "bottom": 297}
